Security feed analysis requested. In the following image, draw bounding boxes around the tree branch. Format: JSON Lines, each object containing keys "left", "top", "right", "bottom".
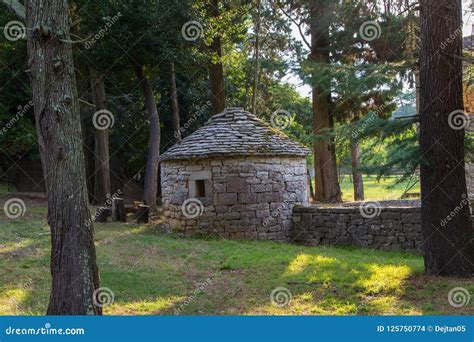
{"left": 273, "top": 1, "right": 311, "bottom": 50}
{"left": 441, "top": 51, "right": 474, "bottom": 64}
{"left": 78, "top": 98, "right": 96, "bottom": 108}
{"left": 1, "top": 0, "right": 26, "bottom": 20}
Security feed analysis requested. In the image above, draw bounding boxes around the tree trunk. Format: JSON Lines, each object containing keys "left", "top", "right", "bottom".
{"left": 419, "top": 0, "right": 474, "bottom": 276}
{"left": 170, "top": 62, "right": 181, "bottom": 142}
{"left": 134, "top": 64, "right": 160, "bottom": 210}
{"left": 208, "top": 0, "right": 226, "bottom": 115}
{"left": 251, "top": 0, "right": 261, "bottom": 115}
{"left": 310, "top": 0, "right": 342, "bottom": 203}
{"left": 135, "top": 204, "right": 150, "bottom": 223}
{"left": 82, "top": 109, "right": 96, "bottom": 204}
{"left": 76, "top": 63, "right": 96, "bottom": 203}
{"left": 25, "top": 0, "right": 101, "bottom": 314}
{"left": 111, "top": 198, "right": 126, "bottom": 222}
{"left": 307, "top": 168, "right": 315, "bottom": 200}
{"left": 415, "top": 69, "right": 420, "bottom": 114}
{"left": 90, "top": 71, "right": 111, "bottom": 205}
{"left": 350, "top": 141, "right": 365, "bottom": 201}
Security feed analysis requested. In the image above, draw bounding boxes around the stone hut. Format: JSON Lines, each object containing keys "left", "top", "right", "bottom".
{"left": 160, "top": 107, "right": 310, "bottom": 241}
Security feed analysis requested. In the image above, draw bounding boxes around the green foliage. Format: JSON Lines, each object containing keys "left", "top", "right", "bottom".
{"left": 0, "top": 8, "right": 37, "bottom": 167}
{"left": 335, "top": 111, "right": 420, "bottom": 182}
{"left": 286, "top": 0, "right": 421, "bottom": 180}
{"left": 1, "top": 0, "right": 466, "bottom": 194}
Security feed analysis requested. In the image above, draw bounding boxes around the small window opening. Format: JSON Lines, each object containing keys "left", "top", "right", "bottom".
{"left": 195, "top": 179, "right": 206, "bottom": 197}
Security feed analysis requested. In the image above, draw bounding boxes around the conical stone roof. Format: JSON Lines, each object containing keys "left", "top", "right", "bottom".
{"left": 160, "top": 107, "right": 310, "bottom": 161}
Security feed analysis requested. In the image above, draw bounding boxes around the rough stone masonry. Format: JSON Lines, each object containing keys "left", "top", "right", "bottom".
{"left": 161, "top": 156, "right": 309, "bottom": 241}
{"left": 292, "top": 203, "right": 422, "bottom": 252}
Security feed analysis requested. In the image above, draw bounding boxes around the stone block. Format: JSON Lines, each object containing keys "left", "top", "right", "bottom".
{"left": 215, "top": 205, "right": 229, "bottom": 213}
{"left": 256, "top": 210, "right": 271, "bottom": 219}
{"left": 227, "top": 177, "right": 250, "bottom": 193}
{"left": 216, "top": 193, "right": 237, "bottom": 205}
{"left": 238, "top": 193, "right": 257, "bottom": 204}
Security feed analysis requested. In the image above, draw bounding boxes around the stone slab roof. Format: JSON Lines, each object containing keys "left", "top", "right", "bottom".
{"left": 161, "top": 107, "right": 310, "bottom": 161}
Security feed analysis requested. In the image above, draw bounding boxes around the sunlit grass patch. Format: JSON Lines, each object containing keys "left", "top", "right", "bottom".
{"left": 358, "top": 264, "right": 412, "bottom": 295}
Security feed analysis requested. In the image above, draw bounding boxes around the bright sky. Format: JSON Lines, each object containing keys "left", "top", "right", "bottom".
{"left": 287, "top": 1, "right": 474, "bottom": 99}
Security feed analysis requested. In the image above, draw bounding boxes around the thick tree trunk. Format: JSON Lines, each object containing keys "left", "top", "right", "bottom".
{"left": 134, "top": 64, "right": 160, "bottom": 210}
{"left": 111, "top": 198, "right": 126, "bottom": 222}
{"left": 251, "top": 0, "right": 261, "bottom": 115}
{"left": 419, "top": 0, "right": 474, "bottom": 276}
{"left": 350, "top": 141, "right": 364, "bottom": 201}
{"left": 90, "top": 71, "right": 111, "bottom": 205}
{"left": 208, "top": 0, "right": 226, "bottom": 115}
{"left": 25, "top": 0, "right": 101, "bottom": 314}
{"left": 415, "top": 70, "right": 420, "bottom": 114}
{"left": 81, "top": 109, "right": 96, "bottom": 204}
{"left": 76, "top": 63, "right": 96, "bottom": 203}
{"left": 170, "top": 62, "right": 181, "bottom": 142}
{"left": 310, "top": 0, "right": 342, "bottom": 203}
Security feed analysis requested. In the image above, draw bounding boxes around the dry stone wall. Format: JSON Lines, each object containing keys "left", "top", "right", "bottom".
{"left": 292, "top": 204, "right": 422, "bottom": 252}
{"left": 161, "top": 156, "right": 309, "bottom": 241}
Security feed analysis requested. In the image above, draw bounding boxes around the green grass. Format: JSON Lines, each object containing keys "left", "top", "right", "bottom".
{"left": 1, "top": 202, "right": 473, "bottom": 315}
{"left": 0, "top": 183, "right": 14, "bottom": 195}
{"left": 336, "top": 175, "right": 419, "bottom": 202}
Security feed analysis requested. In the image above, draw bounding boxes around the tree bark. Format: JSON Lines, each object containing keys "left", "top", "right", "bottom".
{"left": 208, "top": 0, "right": 226, "bottom": 115}
{"left": 350, "top": 141, "right": 365, "bottom": 201}
{"left": 170, "top": 62, "right": 181, "bottom": 142}
{"left": 81, "top": 109, "right": 96, "bottom": 204}
{"left": 135, "top": 204, "right": 150, "bottom": 223}
{"left": 310, "top": 0, "right": 342, "bottom": 203}
{"left": 419, "top": 0, "right": 474, "bottom": 276}
{"left": 25, "top": 0, "right": 101, "bottom": 314}
{"left": 90, "top": 71, "right": 111, "bottom": 205}
{"left": 111, "top": 198, "right": 126, "bottom": 222}
{"left": 76, "top": 62, "right": 96, "bottom": 203}
{"left": 134, "top": 64, "right": 160, "bottom": 210}
{"left": 251, "top": 0, "right": 261, "bottom": 115}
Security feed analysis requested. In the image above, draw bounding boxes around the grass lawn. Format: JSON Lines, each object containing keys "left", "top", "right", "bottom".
{"left": 1, "top": 200, "right": 472, "bottom": 316}
{"left": 0, "top": 183, "right": 14, "bottom": 196}
{"left": 338, "top": 175, "right": 419, "bottom": 202}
